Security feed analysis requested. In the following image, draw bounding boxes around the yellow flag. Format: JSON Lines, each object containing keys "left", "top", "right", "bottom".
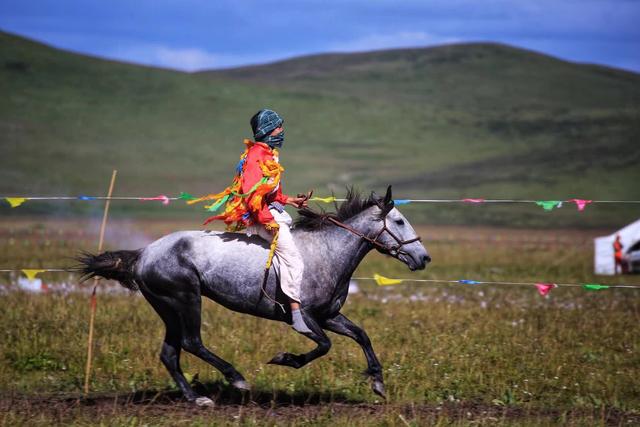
{"left": 373, "top": 273, "right": 403, "bottom": 286}
{"left": 310, "top": 196, "right": 336, "bottom": 203}
{"left": 6, "top": 197, "right": 27, "bottom": 208}
{"left": 22, "top": 269, "right": 46, "bottom": 280}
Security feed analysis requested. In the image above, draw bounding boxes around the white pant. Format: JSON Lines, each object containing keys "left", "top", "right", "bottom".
{"left": 248, "top": 208, "right": 304, "bottom": 303}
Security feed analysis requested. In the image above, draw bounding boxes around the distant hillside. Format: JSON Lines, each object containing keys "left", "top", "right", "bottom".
{"left": 210, "top": 43, "right": 639, "bottom": 112}
{"left": 1, "top": 31, "right": 639, "bottom": 227}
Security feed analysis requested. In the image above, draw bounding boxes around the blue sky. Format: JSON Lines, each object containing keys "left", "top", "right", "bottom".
{"left": 1, "top": 0, "right": 638, "bottom": 72}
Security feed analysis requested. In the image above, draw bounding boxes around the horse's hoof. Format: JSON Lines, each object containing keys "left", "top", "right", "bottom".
{"left": 267, "top": 352, "right": 287, "bottom": 365}
{"left": 372, "top": 380, "right": 386, "bottom": 399}
{"left": 267, "top": 352, "right": 301, "bottom": 368}
{"left": 232, "top": 379, "right": 250, "bottom": 392}
{"left": 195, "top": 396, "right": 214, "bottom": 407}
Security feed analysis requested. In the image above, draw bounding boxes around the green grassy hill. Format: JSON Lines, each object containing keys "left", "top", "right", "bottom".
{"left": 1, "top": 31, "right": 639, "bottom": 227}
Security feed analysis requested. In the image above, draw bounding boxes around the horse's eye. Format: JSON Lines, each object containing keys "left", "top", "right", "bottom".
{"left": 395, "top": 219, "right": 405, "bottom": 226}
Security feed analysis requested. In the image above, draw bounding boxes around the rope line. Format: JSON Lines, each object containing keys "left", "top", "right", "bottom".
{"left": 2, "top": 196, "right": 640, "bottom": 204}
{"left": 0, "top": 269, "right": 70, "bottom": 272}
{"left": 353, "top": 277, "right": 640, "bottom": 289}
{"left": 1, "top": 196, "right": 180, "bottom": 200}
{"left": 1, "top": 268, "right": 638, "bottom": 289}
{"left": 336, "top": 199, "right": 640, "bottom": 204}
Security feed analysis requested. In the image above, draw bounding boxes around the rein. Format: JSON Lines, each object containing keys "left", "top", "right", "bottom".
{"left": 324, "top": 215, "right": 421, "bottom": 258}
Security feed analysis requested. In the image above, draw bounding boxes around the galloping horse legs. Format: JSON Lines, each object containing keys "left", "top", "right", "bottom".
{"left": 174, "top": 292, "right": 250, "bottom": 392}
{"left": 143, "top": 293, "right": 201, "bottom": 402}
{"left": 267, "top": 313, "right": 332, "bottom": 369}
{"left": 322, "top": 313, "right": 386, "bottom": 398}
{"left": 142, "top": 287, "right": 248, "bottom": 405}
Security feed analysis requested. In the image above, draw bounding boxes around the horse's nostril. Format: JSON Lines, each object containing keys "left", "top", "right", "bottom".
{"left": 423, "top": 255, "right": 432, "bottom": 264}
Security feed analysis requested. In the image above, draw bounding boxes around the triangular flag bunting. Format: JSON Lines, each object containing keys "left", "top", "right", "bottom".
{"left": 458, "top": 279, "right": 481, "bottom": 285}
{"left": 6, "top": 197, "right": 27, "bottom": 208}
{"left": 567, "top": 199, "right": 592, "bottom": 212}
{"left": 583, "top": 284, "right": 610, "bottom": 291}
{"left": 179, "top": 192, "right": 197, "bottom": 201}
{"left": 393, "top": 199, "right": 411, "bottom": 205}
{"left": 140, "top": 195, "right": 170, "bottom": 205}
{"left": 535, "top": 201, "right": 563, "bottom": 211}
{"left": 535, "top": 283, "right": 556, "bottom": 296}
{"left": 373, "top": 273, "right": 403, "bottom": 286}
{"left": 22, "top": 269, "right": 46, "bottom": 280}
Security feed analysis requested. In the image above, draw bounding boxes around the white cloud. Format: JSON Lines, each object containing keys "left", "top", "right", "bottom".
{"left": 108, "top": 43, "right": 316, "bottom": 71}
{"left": 154, "top": 46, "right": 221, "bottom": 71}
{"left": 330, "top": 31, "right": 460, "bottom": 53}
{"left": 109, "top": 44, "right": 223, "bottom": 71}
{"left": 109, "top": 43, "right": 285, "bottom": 71}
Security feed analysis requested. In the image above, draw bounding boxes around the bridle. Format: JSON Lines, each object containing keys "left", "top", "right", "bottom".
{"left": 324, "top": 215, "right": 421, "bottom": 258}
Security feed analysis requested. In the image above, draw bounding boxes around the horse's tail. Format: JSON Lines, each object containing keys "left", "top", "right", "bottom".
{"left": 76, "top": 249, "right": 143, "bottom": 291}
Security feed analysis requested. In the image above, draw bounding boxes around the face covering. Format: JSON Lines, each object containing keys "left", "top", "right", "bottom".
{"left": 263, "top": 130, "right": 284, "bottom": 148}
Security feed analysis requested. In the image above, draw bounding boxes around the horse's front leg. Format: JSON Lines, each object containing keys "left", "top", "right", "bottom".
{"left": 267, "top": 313, "right": 332, "bottom": 369}
{"left": 322, "top": 313, "right": 385, "bottom": 398}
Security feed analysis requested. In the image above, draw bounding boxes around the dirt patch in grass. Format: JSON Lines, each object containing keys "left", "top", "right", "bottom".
{"left": 2, "top": 385, "right": 638, "bottom": 426}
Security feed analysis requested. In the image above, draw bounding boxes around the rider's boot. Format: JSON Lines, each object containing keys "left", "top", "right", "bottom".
{"left": 291, "top": 308, "right": 312, "bottom": 334}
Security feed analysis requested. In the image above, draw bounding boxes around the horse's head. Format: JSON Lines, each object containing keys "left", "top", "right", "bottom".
{"left": 369, "top": 186, "right": 431, "bottom": 271}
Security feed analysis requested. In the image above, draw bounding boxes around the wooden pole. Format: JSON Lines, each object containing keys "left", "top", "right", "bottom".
{"left": 83, "top": 169, "right": 117, "bottom": 395}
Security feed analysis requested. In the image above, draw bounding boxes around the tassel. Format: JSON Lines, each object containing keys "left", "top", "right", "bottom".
{"left": 235, "top": 158, "right": 246, "bottom": 175}
{"left": 265, "top": 228, "right": 279, "bottom": 269}
{"left": 206, "top": 194, "right": 230, "bottom": 212}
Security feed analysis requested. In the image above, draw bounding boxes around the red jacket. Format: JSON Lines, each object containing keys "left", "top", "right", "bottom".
{"left": 242, "top": 141, "right": 289, "bottom": 225}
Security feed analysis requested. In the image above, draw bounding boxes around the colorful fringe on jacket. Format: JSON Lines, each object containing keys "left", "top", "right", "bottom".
{"left": 187, "top": 139, "right": 284, "bottom": 232}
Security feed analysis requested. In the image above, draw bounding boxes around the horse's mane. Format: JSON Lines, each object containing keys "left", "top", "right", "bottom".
{"left": 294, "top": 188, "right": 379, "bottom": 231}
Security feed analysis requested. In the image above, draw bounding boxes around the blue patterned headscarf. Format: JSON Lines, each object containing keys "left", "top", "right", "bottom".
{"left": 250, "top": 109, "right": 284, "bottom": 148}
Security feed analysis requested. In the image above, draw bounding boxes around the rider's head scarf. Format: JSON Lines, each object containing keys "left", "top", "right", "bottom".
{"left": 250, "top": 109, "right": 284, "bottom": 148}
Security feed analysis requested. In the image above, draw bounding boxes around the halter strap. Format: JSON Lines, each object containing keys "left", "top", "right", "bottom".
{"left": 324, "top": 216, "right": 421, "bottom": 257}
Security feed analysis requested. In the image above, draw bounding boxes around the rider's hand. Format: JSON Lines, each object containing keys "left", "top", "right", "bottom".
{"left": 287, "top": 196, "right": 308, "bottom": 209}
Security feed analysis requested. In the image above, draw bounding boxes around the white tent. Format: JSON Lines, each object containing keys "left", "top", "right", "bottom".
{"left": 594, "top": 219, "right": 640, "bottom": 275}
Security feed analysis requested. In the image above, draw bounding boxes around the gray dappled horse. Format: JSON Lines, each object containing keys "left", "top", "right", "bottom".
{"left": 79, "top": 187, "right": 430, "bottom": 406}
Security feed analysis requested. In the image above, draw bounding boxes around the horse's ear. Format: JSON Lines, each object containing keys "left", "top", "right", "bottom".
{"left": 383, "top": 185, "right": 393, "bottom": 206}
{"left": 374, "top": 186, "right": 394, "bottom": 216}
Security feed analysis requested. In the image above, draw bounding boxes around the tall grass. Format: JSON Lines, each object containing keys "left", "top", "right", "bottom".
{"left": 1, "top": 219, "right": 639, "bottom": 425}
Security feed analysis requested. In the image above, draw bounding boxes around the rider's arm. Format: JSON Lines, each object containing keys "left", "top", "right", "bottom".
{"left": 273, "top": 187, "right": 291, "bottom": 205}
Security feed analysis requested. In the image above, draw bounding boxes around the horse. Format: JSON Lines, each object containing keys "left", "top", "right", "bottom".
{"left": 78, "top": 186, "right": 430, "bottom": 407}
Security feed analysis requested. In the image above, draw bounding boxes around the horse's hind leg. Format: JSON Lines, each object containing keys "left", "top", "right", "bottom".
{"left": 144, "top": 294, "right": 213, "bottom": 406}
{"left": 176, "top": 293, "right": 250, "bottom": 392}
{"left": 267, "top": 313, "right": 332, "bottom": 369}
{"left": 322, "top": 313, "right": 386, "bottom": 398}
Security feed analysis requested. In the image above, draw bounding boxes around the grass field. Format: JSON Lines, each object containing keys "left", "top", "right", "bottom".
{"left": 1, "top": 218, "right": 639, "bottom": 425}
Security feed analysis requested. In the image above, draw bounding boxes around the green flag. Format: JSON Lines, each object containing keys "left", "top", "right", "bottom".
{"left": 583, "top": 284, "right": 610, "bottom": 291}
{"left": 535, "top": 200, "right": 562, "bottom": 211}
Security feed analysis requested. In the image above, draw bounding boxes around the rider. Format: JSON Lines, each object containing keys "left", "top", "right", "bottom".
{"left": 189, "top": 109, "right": 311, "bottom": 333}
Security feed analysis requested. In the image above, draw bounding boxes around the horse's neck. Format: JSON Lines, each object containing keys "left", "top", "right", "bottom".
{"left": 300, "top": 213, "right": 375, "bottom": 284}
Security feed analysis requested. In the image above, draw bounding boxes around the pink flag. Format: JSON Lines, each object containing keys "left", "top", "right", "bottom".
{"left": 535, "top": 283, "right": 556, "bottom": 297}
{"left": 567, "top": 199, "right": 592, "bottom": 212}
{"left": 140, "top": 195, "right": 170, "bottom": 205}
{"left": 462, "top": 198, "right": 485, "bottom": 203}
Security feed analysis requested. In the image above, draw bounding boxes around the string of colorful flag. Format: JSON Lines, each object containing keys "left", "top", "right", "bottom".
{"left": 359, "top": 274, "right": 640, "bottom": 296}
{"left": 3, "top": 192, "right": 640, "bottom": 211}
{"left": 1, "top": 268, "right": 638, "bottom": 296}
